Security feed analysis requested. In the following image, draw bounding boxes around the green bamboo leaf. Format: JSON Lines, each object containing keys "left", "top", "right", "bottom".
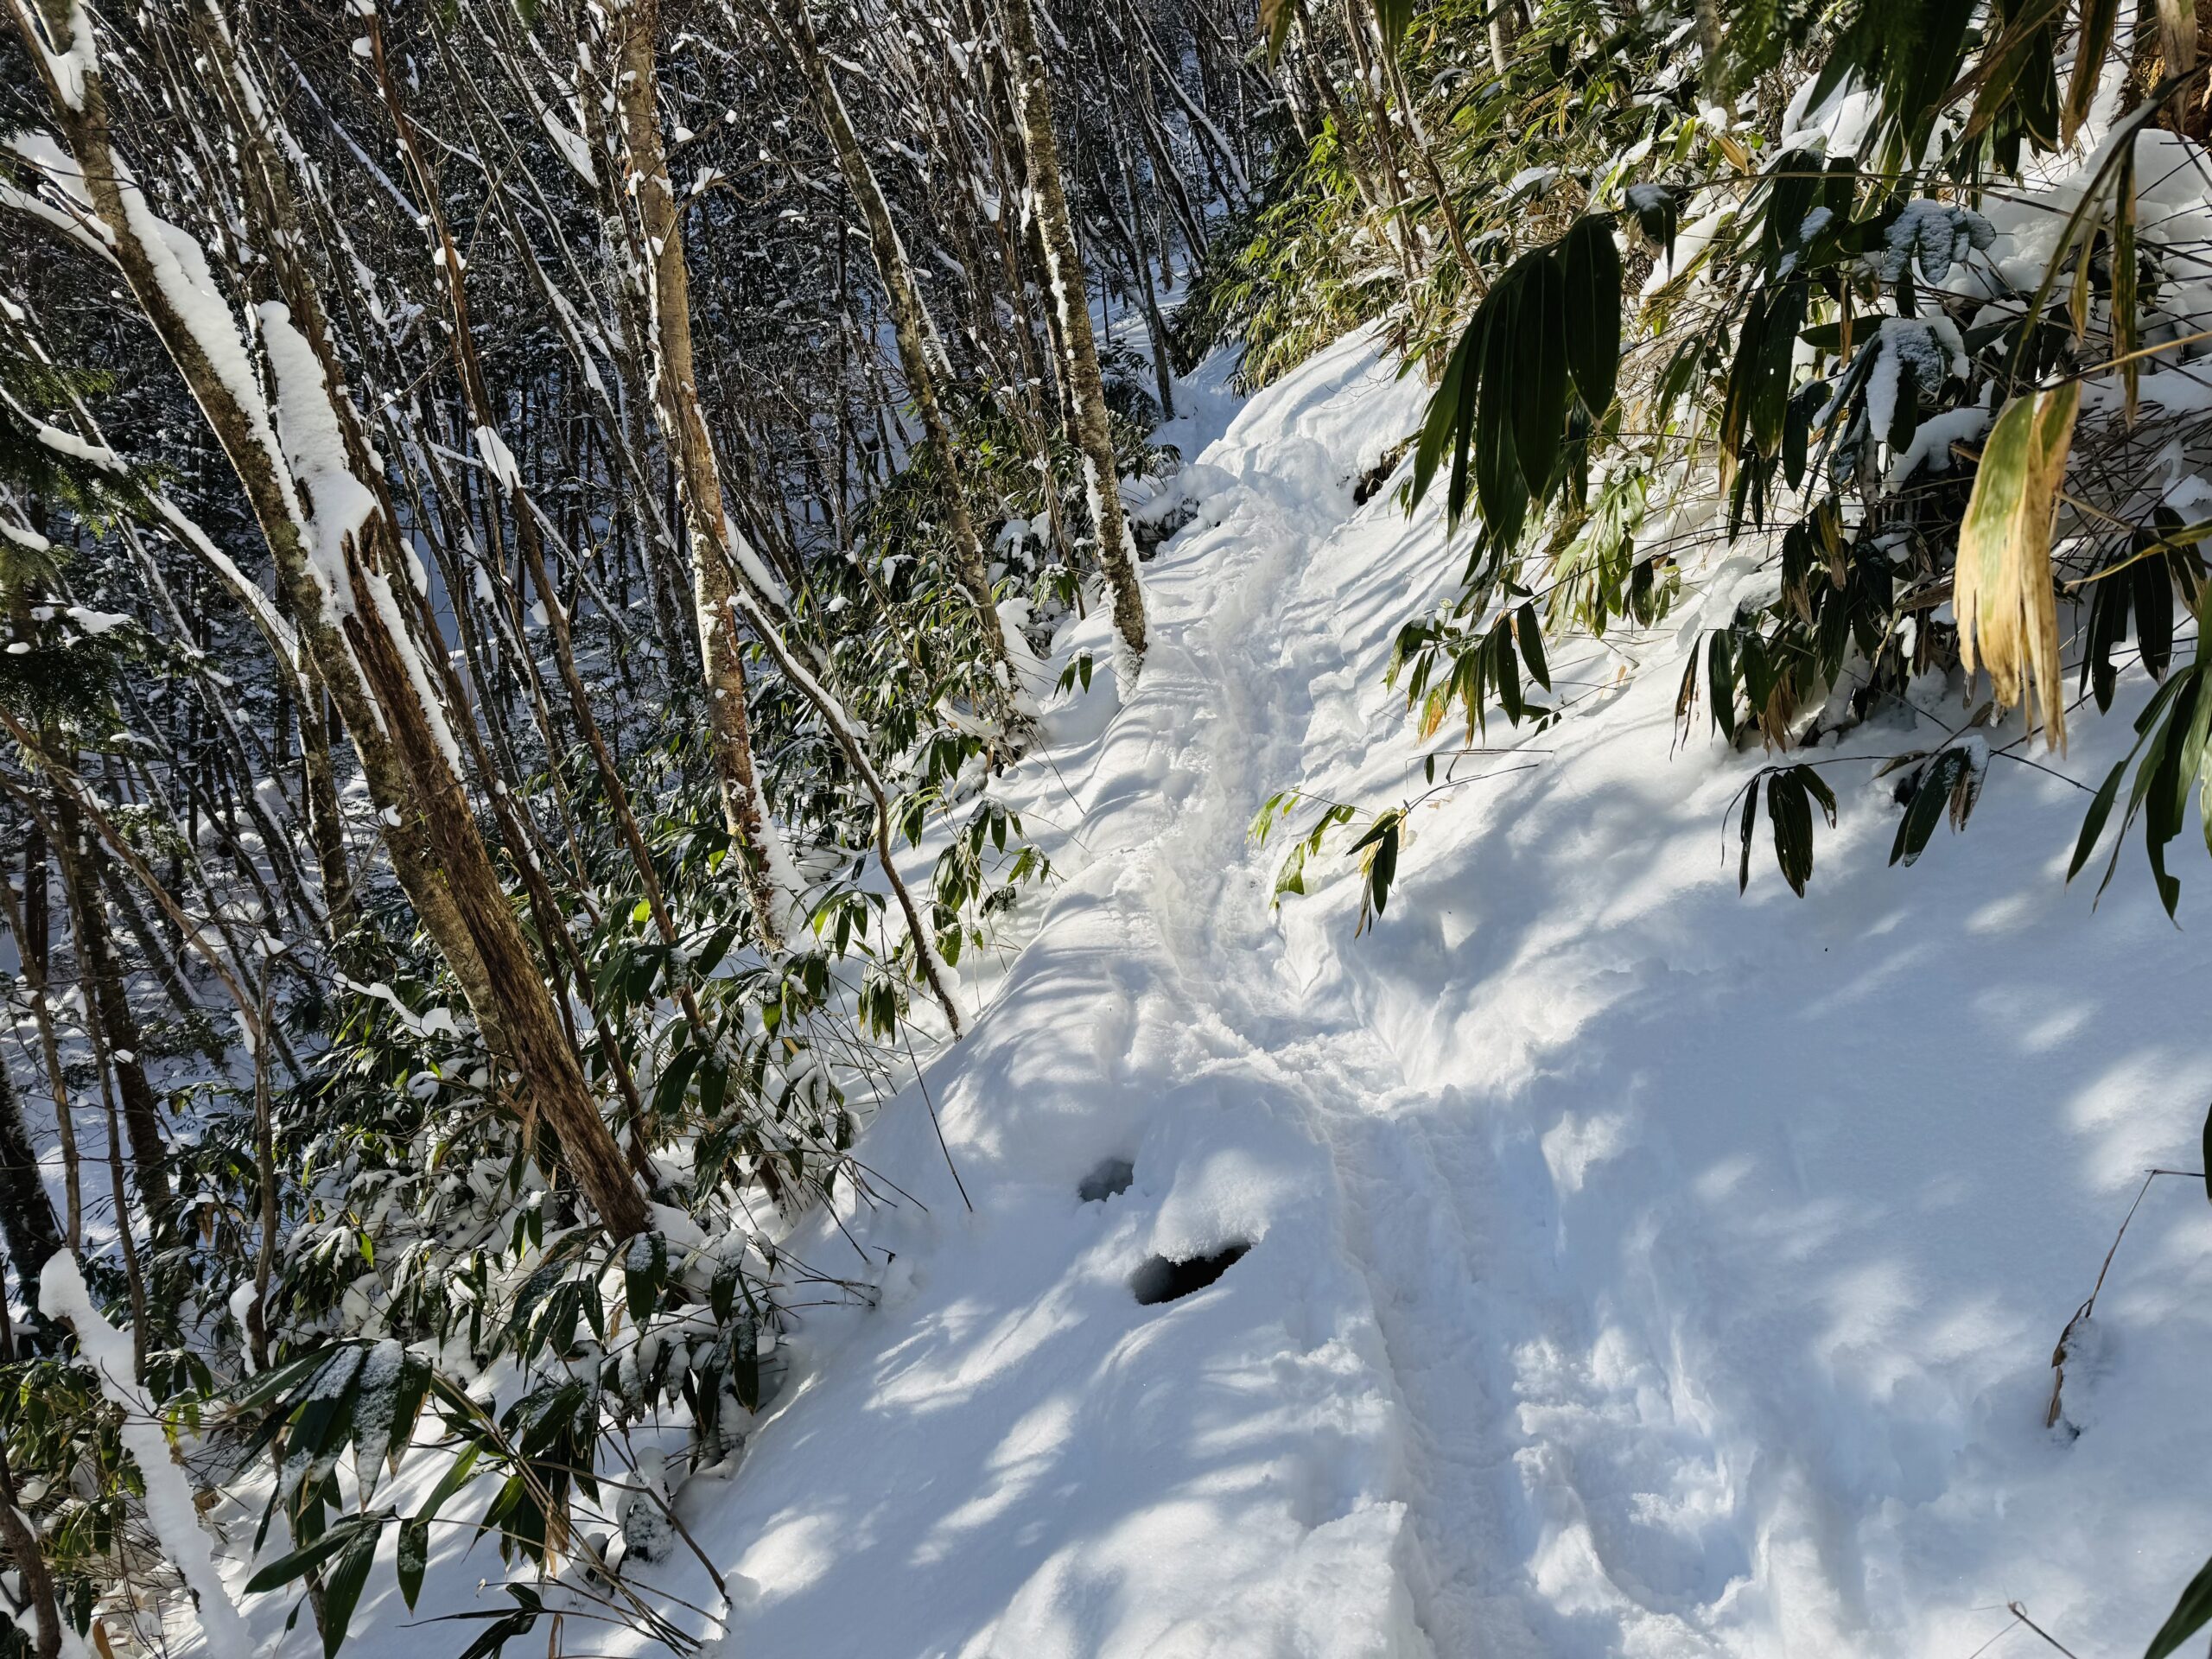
{"left": 1351, "top": 809, "right": 1403, "bottom": 932}
{"left": 1513, "top": 256, "right": 1568, "bottom": 496}
{"left": 2063, "top": 0, "right": 2122, "bottom": 142}
{"left": 1738, "top": 782, "right": 1758, "bottom": 893}
{"left": 2134, "top": 540, "right": 2174, "bottom": 680}
{"left": 1474, "top": 273, "right": 1529, "bottom": 546}
{"left": 318, "top": 1520, "right": 385, "bottom": 1659}
{"left": 2069, "top": 758, "right": 2130, "bottom": 883}
{"left": 1757, "top": 150, "right": 1825, "bottom": 275}
{"left": 400, "top": 1444, "right": 482, "bottom": 1610}
{"left": 1560, "top": 215, "right": 1621, "bottom": 416}
{"left": 2082, "top": 550, "right": 2133, "bottom": 711}
{"left": 1412, "top": 314, "right": 1482, "bottom": 519}
{"left": 1707, "top": 630, "right": 1737, "bottom": 742}
{"left": 1891, "top": 750, "right": 1964, "bottom": 868}
{"left": 363, "top": 1351, "right": 431, "bottom": 1491}
{"left": 2145, "top": 1553, "right": 2212, "bottom": 1659}
{"left": 2098, "top": 670, "right": 2190, "bottom": 903}
{"left": 1719, "top": 295, "right": 1764, "bottom": 474}
{"left": 2202, "top": 1101, "right": 2211, "bottom": 1206}
{"left": 228, "top": 1346, "right": 337, "bottom": 1417}
{"left": 624, "top": 1231, "right": 669, "bottom": 1325}
{"left": 698, "top": 1053, "right": 729, "bottom": 1124}
{"left": 1492, "top": 620, "right": 1522, "bottom": 723}
{"left": 245, "top": 1517, "right": 372, "bottom": 1597}
{"left": 1516, "top": 602, "right": 1550, "bottom": 690}
{"left": 652, "top": 1046, "right": 701, "bottom": 1120}
{"left": 1752, "top": 280, "right": 1808, "bottom": 457}
{"left": 1370, "top": 0, "right": 1412, "bottom": 53}
{"left": 1769, "top": 770, "right": 1815, "bottom": 894}
{"left": 1797, "top": 765, "right": 1838, "bottom": 825}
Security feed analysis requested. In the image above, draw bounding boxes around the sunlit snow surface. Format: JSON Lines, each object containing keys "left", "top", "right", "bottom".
{"left": 226, "top": 328, "right": 2212, "bottom": 1658}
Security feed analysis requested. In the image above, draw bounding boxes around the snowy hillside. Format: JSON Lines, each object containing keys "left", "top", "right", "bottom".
{"left": 22, "top": 1, "right": 2212, "bottom": 1656}
{"left": 283, "top": 330, "right": 2202, "bottom": 1659}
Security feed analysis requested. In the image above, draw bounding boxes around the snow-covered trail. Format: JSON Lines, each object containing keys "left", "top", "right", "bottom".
{"left": 634, "top": 329, "right": 2212, "bottom": 1659}
{"left": 1196, "top": 341, "right": 2212, "bottom": 1659}
{"left": 1124, "top": 345, "right": 1605, "bottom": 1659}
{"left": 691, "top": 328, "right": 1606, "bottom": 1657}
{"left": 1122, "top": 357, "right": 1516, "bottom": 1654}
{"left": 679, "top": 336, "right": 1445, "bottom": 1659}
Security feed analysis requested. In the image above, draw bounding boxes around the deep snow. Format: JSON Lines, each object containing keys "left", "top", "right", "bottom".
{"left": 213, "top": 328, "right": 2212, "bottom": 1659}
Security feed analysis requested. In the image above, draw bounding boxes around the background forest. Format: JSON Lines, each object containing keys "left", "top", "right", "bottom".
{"left": 0, "top": 0, "right": 2210, "bottom": 1654}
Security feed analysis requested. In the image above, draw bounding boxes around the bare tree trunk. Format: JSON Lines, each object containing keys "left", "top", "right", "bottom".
{"left": 59, "top": 835, "right": 152, "bottom": 1379}
{"left": 0, "top": 1357, "right": 62, "bottom": 1659}
{"left": 1337, "top": 0, "right": 1426, "bottom": 276}
{"left": 1090, "top": 81, "right": 1179, "bottom": 419}
{"left": 248, "top": 960, "right": 276, "bottom": 1374}
{"left": 10, "top": 0, "right": 652, "bottom": 1243}
{"left": 0, "top": 866, "right": 79, "bottom": 1255}
{"left": 601, "top": 0, "right": 805, "bottom": 948}
{"left": 1000, "top": 0, "right": 1149, "bottom": 673}
{"left": 768, "top": 0, "right": 1033, "bottom": 727}
{"left": 1289, "top": 0, "right": 1419, "bottom": 294}
{"left": 1490, "top": 0, "right": 1517, "bottom": 79}
{"left": 365, "top": 16, "right": 715, "bottom": 1045}
{"left": 600, "top": 0, "right": 967, "bottom": 1033}
{"left": 99, "top": 864, "right": 218, "bottom": 1064}
{"left": 0, "top": 1062, "right": 61, "bottom": 1305}
{"left": 1369, "top": 8, "right": 1477, "bottom": 282}
{"left": 296, "top": 671, "right": 353, "bottom": 938}
{"left": 52, "top": 804, "right": 171, "bottom": 1233}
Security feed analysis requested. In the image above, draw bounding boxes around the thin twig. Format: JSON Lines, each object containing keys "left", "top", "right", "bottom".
{"left": 898, "top": 1020, "right": 971, "bottom": 1212}
{"left": 2007, "top": 1602, "right": 2083, "bottom": 1659}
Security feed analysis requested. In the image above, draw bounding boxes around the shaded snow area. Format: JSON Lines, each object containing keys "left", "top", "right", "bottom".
{"left": 250, "top": 331, "right": 2212, "bottom": 1658}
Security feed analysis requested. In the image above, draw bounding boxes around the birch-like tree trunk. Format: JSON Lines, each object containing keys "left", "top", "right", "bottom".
{"left": 601, "top": 0, "right": 967, "bottom": 1033}
{"left": 601, "top": 0, "right": 805, "bottom": 948}
{"left": 998, "top": 0, "right": 1150, "bottom": 675}
{"left": 365, "top": 14, "right": 716, "bottom": 1053}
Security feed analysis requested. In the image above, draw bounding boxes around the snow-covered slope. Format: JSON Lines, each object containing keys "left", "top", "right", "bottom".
{"left": 287, "top": 330, "right": 2212, "bottom": 1659}
{"left": 708, "top": 327, "right": 2212, "bottom": 1659}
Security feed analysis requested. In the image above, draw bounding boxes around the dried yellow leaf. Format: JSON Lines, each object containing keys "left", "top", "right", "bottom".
{"left": 1955, "top": 382, "right": 2080, "bottom": 752}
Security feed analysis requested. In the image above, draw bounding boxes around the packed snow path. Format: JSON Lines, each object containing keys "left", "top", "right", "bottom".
{"left": 278, "top": 334, "right": 2209, "bottom": 1659}
{"left": 695, "top": 339, "right": 1436, "bottom": 1658}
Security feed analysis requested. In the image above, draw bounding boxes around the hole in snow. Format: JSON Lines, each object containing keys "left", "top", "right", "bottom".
{"left": 1351, "top": 440, "right": 1411, "bottom": 505}
{"left": 1131, "top": 1243, "right": 1249, "bottom": 1306}
{"left": 1078, "top": 1157, "right": 1135, "bottom": 1203}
